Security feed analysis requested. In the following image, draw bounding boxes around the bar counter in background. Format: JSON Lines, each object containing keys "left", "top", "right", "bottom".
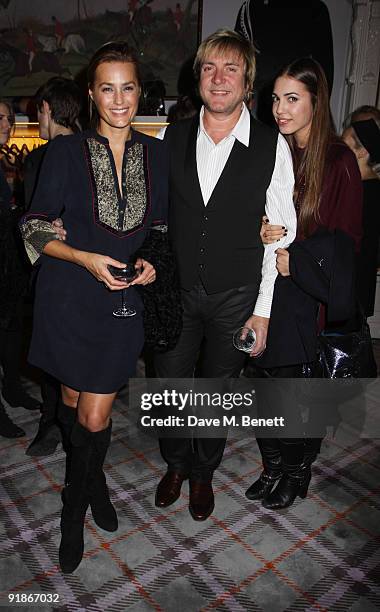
{"left": 8, "top": 116, "right": 168, "bottom": 150}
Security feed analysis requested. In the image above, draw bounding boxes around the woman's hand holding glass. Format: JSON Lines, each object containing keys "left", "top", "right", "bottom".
{"left": 81, "top": 252, "right": 132, "bottom": 290}
{"left": 50, "top": 219, "right": 156, "bottom": 287}
{"left": 129, "top": 257, "right": 156, "bottom": 286}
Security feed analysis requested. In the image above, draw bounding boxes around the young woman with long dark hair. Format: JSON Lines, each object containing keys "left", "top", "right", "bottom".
{"left": 245, "top": 58, "right": 363, "bottom": 510}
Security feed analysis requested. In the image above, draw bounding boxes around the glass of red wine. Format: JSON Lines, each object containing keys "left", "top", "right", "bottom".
{"left": 108, "top": 262, "right": 139, "bottom": 318}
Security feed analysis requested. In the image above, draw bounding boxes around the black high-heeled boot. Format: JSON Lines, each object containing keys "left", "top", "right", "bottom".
{"left": 245, "top": 438, "right": 282, "bottom": 500}
{"left": 262, "top": 439, "right": 311, "bottom": 510}
{"left": 88, "top": 421, "right": 118, "bottom": 533}
{"left": 58, "top": 404, "right": 117, "bottom": 532}
{"left": 57, "top": 399, "right": 77, "bottom": 489}
{"left": 59, "top": 421, "right": 92, "bottom": 574}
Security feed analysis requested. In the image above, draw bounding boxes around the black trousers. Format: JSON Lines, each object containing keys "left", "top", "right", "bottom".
{"left": 155, "top": 282, "right": 258, "bottom": 481}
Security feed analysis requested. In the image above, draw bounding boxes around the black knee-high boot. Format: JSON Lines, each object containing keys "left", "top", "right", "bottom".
{"left": 262, "top": 439, "right": 311, "bottom": 510}
{"left": 88, "top": 421, "right": 118, "bottom": 533}
{"left": 245, "top": 438, "right": 282, "bottom": 500}
{"left": 59, "top": 421, "right": 92, "bottom": 574}
{"left": 57, "top": 399, "right": 76, "bottom": 487}
{"left": 58, "top": 402, "right": 117, "bottom": 532}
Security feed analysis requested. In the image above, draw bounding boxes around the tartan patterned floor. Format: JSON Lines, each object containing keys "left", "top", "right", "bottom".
{"left": 1, "top": 374, "right": 380, "bottom": 611}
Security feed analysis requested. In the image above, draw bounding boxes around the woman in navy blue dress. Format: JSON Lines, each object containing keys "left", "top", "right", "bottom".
{"left": 20, "top": 42, "right": 168, "bottom": 573}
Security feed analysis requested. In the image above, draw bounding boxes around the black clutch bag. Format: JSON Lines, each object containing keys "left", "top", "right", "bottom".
{"left": 318, "top": 312, "right": 377, "bottom": 378}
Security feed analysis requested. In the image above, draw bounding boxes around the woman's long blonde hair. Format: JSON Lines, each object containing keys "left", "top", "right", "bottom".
{"left": 275, "top": 58, "right": 337, "bottom": 237}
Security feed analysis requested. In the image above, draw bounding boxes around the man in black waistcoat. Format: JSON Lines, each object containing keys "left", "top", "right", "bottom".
{"left": 154, "top": 29, "right": 297, "bottom": 520}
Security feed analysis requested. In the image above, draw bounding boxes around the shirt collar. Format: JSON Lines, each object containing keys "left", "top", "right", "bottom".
{"left": 199, "top": 103, "right": 251, "bottom": 147}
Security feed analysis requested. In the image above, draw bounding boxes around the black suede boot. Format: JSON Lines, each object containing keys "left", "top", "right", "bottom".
{"left": 2, "top": 385, "right": 41, "bottom": 411}
{"left": 262, "top": 439, "right": 311, "bottom": 510}
{"left": 245, "top": 438, "right": 282, "bottom": 500}
{"left": 59, "top": 422, "right": 92, "bottom": 574}
{"left": 0, "top": 399, "right": 25, "bottom": 438}
{"left": 26, "top": 417, "right": 61, "bottom": 456}
{"left": 88, "top": 422, "right": 118, "bottom": 532}
{"left": 26, "top": 376, "right": 61, "bottom": 456}
{"left": 57, "top": 399, "right": 77, "bottom": 485}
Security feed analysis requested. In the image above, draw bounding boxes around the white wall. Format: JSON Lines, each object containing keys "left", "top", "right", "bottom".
{"left": 201, "top": 0, "right": 352, "bottom": 128}
{"left": 324, "top": 0, "right": 353, "bottom": 130}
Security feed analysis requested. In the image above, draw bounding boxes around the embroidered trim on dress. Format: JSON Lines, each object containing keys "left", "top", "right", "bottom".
{"left": 123, "top": 143, "right": 149, "bottom": 232}
{"left": 20, "top": 218, "right": 57, "bottom": 265}
{"left": 85, "top": 137, "right": 150, "bottom": 236}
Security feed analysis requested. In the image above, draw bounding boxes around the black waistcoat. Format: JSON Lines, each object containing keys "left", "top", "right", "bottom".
{"left": 166, "top": 114, "right": 278, "bottom": 294}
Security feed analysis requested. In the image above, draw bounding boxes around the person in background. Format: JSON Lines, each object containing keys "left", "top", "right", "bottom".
{"left": 245, "top": 58, "right": 362, "bottom": 510}
{"left": 0, "top": 98, "right": 40, "bottom": 440}
{"left": 24, "top": 77, "right": 82, "bottom": 206}
{"left": 24, "top": 77, "right": 82, "bottom": 457}
{"left": 344, "top": 105, "right": 380, "bottom": 128}
{"left": 343, "top": 113, "right": 380, "bottom": 319}
{"left": 20, "top": 42, "right": 165, "bottom": 574}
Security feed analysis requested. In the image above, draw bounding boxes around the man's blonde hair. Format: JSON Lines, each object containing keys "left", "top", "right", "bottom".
{"left": 193, "top": 28, "right": 256, "bottom": 92}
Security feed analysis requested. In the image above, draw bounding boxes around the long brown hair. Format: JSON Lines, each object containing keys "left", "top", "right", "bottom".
{"left": 275, "top": 58, "right": 336, "bottom": 236}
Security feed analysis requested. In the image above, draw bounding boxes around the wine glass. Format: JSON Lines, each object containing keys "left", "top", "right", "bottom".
{"left": 108, "top": 263, "right": 139, "bottom": 318}
{"left": 233, "top": 326, "right": 256, "bottom": 353}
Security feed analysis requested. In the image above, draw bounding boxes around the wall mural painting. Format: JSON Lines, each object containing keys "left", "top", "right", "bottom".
{"left": 0, "top": 0, "right": 203, "bottom": 104}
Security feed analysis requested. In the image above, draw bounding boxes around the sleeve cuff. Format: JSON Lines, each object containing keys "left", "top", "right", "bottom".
{"left": 20, "top": 218, "right": 57, "bottom": 265}
{"left": 253, "top": 292, "right": 273, "bottom": 318}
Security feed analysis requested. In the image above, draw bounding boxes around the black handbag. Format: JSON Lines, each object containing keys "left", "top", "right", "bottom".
{"left": 318, "top": 311, "right": 377, "bottom": 378}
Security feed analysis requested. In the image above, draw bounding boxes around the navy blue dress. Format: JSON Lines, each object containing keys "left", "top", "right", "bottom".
{"left": 21, "top": 129, "right": 168, "bottom": 393}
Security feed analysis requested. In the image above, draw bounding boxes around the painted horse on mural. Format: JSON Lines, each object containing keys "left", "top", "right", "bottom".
{"left": 37, "top": 33, "right": 86, "bottom": 55}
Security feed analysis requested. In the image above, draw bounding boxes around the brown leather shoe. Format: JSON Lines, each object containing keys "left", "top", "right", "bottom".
{"left": 155, "top": 471, "right": 188, "bottom": 508}
{"left": 189, "top": 480, "right": 214, "bottom": 521}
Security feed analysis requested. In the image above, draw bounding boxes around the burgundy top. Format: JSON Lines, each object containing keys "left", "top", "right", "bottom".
{"left": 294, "top": 141, "right": 363, "bottom": 252}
